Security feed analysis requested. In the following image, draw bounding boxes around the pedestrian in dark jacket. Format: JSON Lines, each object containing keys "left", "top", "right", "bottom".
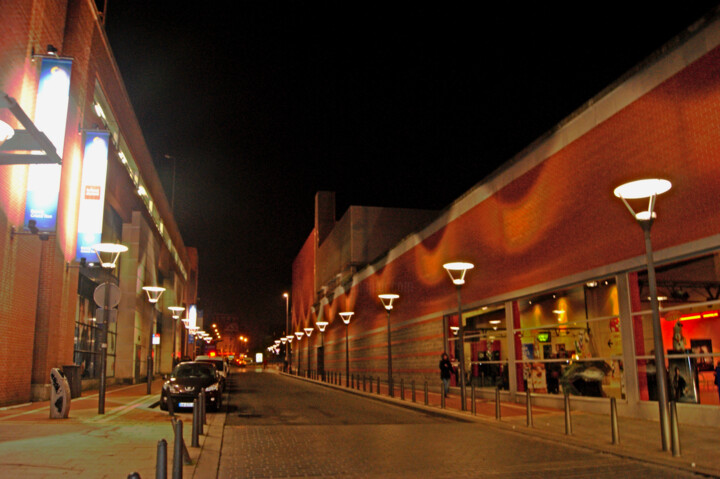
{"left": 439, "top": 353, "right": 454, "bottom": 397}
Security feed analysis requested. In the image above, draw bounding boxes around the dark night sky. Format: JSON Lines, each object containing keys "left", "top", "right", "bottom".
{"left": 103, "top": 2, "right": 719, "bottom": 347}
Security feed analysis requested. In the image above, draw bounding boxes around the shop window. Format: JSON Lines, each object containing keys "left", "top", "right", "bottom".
{"left": 631, "top": 252, "right": 720, "bottom": 406}
{"left": 513, "top": 278, "right": 624, "bottom": 399}
{"left": 447, "top": 303, "right": 509, "bottom": 390}
{"left": 73, "top": 296, "right": 116, "bottom": 380}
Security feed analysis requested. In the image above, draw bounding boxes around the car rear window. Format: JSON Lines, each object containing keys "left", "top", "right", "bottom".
{"left": 174, "top": 363, "right": 215, "bottom": 378}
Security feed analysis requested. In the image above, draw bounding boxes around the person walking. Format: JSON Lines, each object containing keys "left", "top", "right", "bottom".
{"left": 714, "top": 361, "right": 720, "bottom": 403}
{"left": 439, "top": 353, "right": 454, "bottom": 397}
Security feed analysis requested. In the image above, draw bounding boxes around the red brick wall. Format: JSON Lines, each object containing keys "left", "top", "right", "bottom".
{"left": 295, "top": 42, "right": 720, "bottom": 386}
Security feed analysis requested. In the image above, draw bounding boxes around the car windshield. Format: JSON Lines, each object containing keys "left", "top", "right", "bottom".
{"left": 173, "top": 363, "right": 214, "bottom": 379}
{"left": 196, "top": 360, "right": 223, "bottom": 371}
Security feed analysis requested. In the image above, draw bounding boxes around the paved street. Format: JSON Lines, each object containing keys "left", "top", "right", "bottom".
{"left": 219, "top": 369, "right": 705, "bottom": 479}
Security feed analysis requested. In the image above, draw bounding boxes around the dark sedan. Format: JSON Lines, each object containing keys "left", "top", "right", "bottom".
{"left": 160, "top": 362, "right": 223, "bottom": 412}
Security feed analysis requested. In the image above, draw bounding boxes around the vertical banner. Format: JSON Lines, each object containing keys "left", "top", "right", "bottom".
{"left": 24, "top": 57, "right": 72, "bottom": 231}
{"left": 76, "top": 131, "right": 109, "bottom": 262}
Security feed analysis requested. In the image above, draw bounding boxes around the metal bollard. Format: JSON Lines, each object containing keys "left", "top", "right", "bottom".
{"left": 441, "top": 382, "right": 446, "bottom": 409}
{"left": 424, "top": 381, "right": 429, "bottom": 405}
{"left": 471, "top": 384, "right": 476, "bottom": 415}
{"left": 564, "top": 392, "right": 572, "bottom": 435}
{"left": 526, "top": 391, "right": 533, "bottom": 427}
{"left": 156, "top": 438, "right": 167, "bottom": 479}
{"left": 172, "top": 419, "right": 183, "bottom": 479}
{"left": 191, "top": 399, "right": 200, "bottom": 447}
{"left": 670, "top": 401, "right": 681, "bottom": 457}
{"left": 363, "top": 375, "right": 366, "bottom": 391}
{"left": 369, "top": 376, "right": 373, "bottom": 393}
{"left": 339, "top": 373, "right": 342, "bottom": 386}
{"left": 610, "top": 397, "right": 619, "bottom": 445}
{"left": 495, "top": 386, "right": 501, "bottom": 420}
{"left": 411, "top": 380, "right": 416, "bottom": 403}
{"left": 128, "top": 473, "right": 141, "bottom": 479}
{"left": 377, "top": 376, "right": 380, "bottom": 395}
{"left": 400, "top": 378, "right": 405, "bottom": 400}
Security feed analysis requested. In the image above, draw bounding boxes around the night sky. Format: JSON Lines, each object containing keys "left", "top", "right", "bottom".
{"left": 103, "top": 2, "right": 719, "bottom": 347}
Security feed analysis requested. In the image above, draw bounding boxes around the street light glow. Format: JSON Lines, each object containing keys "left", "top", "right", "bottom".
{"left": 443, "top": 261, "right": 474, "bottom": 285}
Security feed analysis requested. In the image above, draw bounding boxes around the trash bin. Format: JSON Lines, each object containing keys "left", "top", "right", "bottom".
{"left": 62, "top": 364, "right": 82, "bottom": 398}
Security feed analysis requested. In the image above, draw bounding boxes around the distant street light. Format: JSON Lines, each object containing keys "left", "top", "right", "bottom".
{"left": 378, "top": 294, "right": 399, "bottom": 397}
{"left": 443, "top": 261, "right": 475, "bottom": 411}
{"left": 614, "top": 178, "right": 672, "bottom": 451}
{"left": 339, "top": 312, "right": 354, "bottom": 386}
{"left": 316, "top": 319, "right": 329, "bottom": 381}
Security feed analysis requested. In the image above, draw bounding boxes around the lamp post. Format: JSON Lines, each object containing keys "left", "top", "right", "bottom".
{"left": 614, "top": 178, "right": 672, "bottom": 451}
{"left": 283, "top": 293, "right": 290, "bottom": 372}
{"left": 316, "top": 319, "right": 328, "bottom": 380}
{"left": 339, "top": 312, "right": 354, "bottom": 386}
{"left": 92, "top": 243, "right": 127, "bottom": 414}
{"left": 168, "top": 306, "right": 184, "bottom": 365}
{"left": 443, "top": 261, "right": 474, "bottom": 411}
{"left": 142, "top": 286, "right": 166, "bottom": 394}
{"left": 378, "top": 294, "right": 399, "bottom": 397}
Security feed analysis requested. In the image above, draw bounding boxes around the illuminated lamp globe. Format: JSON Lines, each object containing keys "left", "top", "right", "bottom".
{"left": 168, "top": 306, "right": 185, "bottom": 319}
{"left": 304, "top": 327, "right": 314, "bottom": 337}
{"left": 142, "top": 286, "right": 166, "bottom": 303}
{"left": 443, "top": 262, "right": 475, "bottom": 285}
{"left": 316, "top": 320, "right": 329, "bottom": 332}
{"left": 294, "top": 331, "right": 304, "bottom": 340}
{"left": 92, "top": 243, "right": 128, "bottom": 269}
{"left": 339, "top": 312, "right": 354, "bottom": 324}
{"left": 378, "top": 294, "right": 399, "bottom": 310}
{"left": 614, "top": 179, "right": 672, "bottom": 221}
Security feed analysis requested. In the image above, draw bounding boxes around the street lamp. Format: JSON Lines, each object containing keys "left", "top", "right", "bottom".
{"left": 339, "top": 312, "right": 354, "bottom": 386}
{"left": 316, "top": 319, "right": 329, "bottom": 381}
{"left": 143, "top": 286, "right": 166, "bottom": 394}
{"left": 378, "top": 294, "right": 399, "bottom": 397}
{"left": 443, "top": 261, "right": 475, "bottom": 411}
{"left": 92, "top": 243, "right": 128, "bottom": 414}
{"left": 614, "top": 178, "right": 672, "bottom": 451}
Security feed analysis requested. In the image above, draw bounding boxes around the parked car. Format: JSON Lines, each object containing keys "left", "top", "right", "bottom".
{"left": 160, "top": 361, "right": 223, "bottom": 412}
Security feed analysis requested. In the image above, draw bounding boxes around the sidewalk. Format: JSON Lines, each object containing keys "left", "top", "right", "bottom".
{"left": 0, "top": 379, "right": 226, "bottom": 478}
{"left": 287, "top": 372, "right": 720, "bottom": 478}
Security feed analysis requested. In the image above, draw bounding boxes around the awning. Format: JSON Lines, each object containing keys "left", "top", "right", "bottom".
{"left": 0, "top": 92, "right": 62, "bottom": 165}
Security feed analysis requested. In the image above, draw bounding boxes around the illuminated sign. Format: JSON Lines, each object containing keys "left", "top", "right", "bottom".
{"left": 76, "top": 131, "right": 109, "bottom": 261}
{"left": 536, "top": 331, "right": 550, "bottom": 343}
{"left": 24, "top": 58, "right": 72, "bottom": 231}
{"left": 152, "top": 333, "right": 161, "bottom": 345}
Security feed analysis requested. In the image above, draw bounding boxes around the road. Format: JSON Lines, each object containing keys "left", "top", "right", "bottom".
{"left": 218, "top": 368, "right": 701, "bottom": 479}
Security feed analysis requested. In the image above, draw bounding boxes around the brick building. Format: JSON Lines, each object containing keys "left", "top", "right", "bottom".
{"left": 290, "top": 11, "right": 720, "bottom": 426}
{"left": 0, "top": 0, "right": 197, "bottom": 405}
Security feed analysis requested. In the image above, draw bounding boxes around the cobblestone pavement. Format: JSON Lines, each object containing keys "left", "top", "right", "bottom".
{"left": 218, "top": 370, "right": 705, "bottom": 479}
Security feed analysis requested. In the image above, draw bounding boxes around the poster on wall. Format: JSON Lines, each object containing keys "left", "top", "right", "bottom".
{"left": 690, "top": 339, "right": 713, "bottom": 371}
{"left": 76, "top": 131, "right": 109, "bottom": 262}
{"left": 24, "top": 57, "right": 72, "bottom": 231}
{"left": 668, "top": 356, "right": 699, "bottom": 404}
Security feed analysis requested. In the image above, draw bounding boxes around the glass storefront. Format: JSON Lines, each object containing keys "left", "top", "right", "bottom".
{"left": 448, "top": 303, "right": 509, "bottom": 390}
{"left": 631, "top": 252, "right": 720, "bottom": 406}
{"left": 513, "top": 277, "right": 624, "bottom": 399}
{"left": 73, "top": 278, "right": 116, "bottom": 380}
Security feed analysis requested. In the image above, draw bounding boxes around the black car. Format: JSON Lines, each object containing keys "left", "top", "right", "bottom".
{"left": 160, "top": 361, "right": 223, "bottom": 412}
